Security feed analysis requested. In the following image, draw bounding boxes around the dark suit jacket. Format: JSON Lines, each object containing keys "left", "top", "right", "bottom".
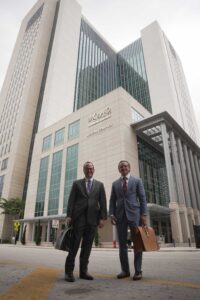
{"left": 67, "top": 179, "right": 107, "bottom": 226}
{"left": 109, "top": 175, "right": 147, "bottom": 226}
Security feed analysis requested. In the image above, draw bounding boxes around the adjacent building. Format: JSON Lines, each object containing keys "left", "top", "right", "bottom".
{"left": 0, "top": 0, "right": 199, "bottom": 245}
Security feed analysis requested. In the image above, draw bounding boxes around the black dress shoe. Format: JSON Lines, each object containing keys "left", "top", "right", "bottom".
{"left": 65, "top": 272, "right": 75, "bottom": 282}
{"left": 133, "top": 271, "right": 142, "bottom": 280}
{"left": 80, "top": 272, "right": 94, "bottom": 280}
{"left": 117, "top": 271, "right": 130, "bottom": 279}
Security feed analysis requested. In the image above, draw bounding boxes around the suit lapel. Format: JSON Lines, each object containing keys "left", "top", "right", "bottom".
{"left": 80, "top": 179, "right": 88, "bottom": 196}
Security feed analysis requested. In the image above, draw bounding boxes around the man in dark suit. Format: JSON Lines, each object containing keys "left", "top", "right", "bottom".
{"left": 109, "top": 160, "right": 147, "bottom": 280}
{"left": 65, "top": 161, "right": 107, "bottom": 282}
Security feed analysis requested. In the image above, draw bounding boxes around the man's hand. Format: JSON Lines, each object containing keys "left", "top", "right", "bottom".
{"left": 98, "top": 219, "right": 104, "bottom": 228}
{"left": 140, "top": 215, "right": 147, "bottom": 226}
{"left": 110, "top": 215, "right": 117, "bottom": 225}
{"left": 66, "top": 217, "right": 72, "bottom": 226}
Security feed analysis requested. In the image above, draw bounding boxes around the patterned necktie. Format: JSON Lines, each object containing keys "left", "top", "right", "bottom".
{"left": 87, "top": 180, "right": 92, "bottom": 193}
{"left": 122, "top": 177, "right": 127, "bottom": 193}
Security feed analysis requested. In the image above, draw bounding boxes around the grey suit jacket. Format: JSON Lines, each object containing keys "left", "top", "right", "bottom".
{"left": 67, "top": 178, "right": 107, "bottom": 226}
{"left": 109, "top": 175, "right": 147, "bottom": 226}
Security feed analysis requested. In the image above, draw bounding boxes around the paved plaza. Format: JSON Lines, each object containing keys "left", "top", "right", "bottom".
{"left": 0, "top": 244, "right": 200, "bottom": 300}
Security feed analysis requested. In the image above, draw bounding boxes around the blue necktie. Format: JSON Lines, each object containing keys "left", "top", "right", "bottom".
{"left": 87, "top": 180, "right": 92, "bottom": 193}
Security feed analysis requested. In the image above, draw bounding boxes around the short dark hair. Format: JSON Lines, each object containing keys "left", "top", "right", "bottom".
{"left": 118, "top": 160, "right": 131, "bottom": 168}
{"left": 83, "top": 161, "right": 94, "bottom": 169}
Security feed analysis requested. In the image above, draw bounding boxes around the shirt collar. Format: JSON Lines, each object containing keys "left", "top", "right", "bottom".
{"left": 85, "top": 177, "right": 94, "bottom": 182}
{"left": 121, "top": 173, "right": 130, "bottom": 180}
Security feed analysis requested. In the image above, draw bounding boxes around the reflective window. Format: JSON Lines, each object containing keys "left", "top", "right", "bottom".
{"left": 0, "top": 175, "right": 4, "bottom": 197}
{"left": 63, "top": 144, "right": 78, "bottom": 212}
{"left": 54, "top": 128, "right": 64, "bottom": 146}
{"left": 42, "top": 135, "right": 52, "bottom": 152}
{"left": 68, "top": 120, "right": 80, "bottom": 140}
{"left": 35, "top": 156, "right": 49, "bottom": 217}
{"left": 131, "top": 108, "right": 144, "bottom": 123}
{"left": 1, "top": 158, "right": 8, "bottom": 171}
{"left": 137, "top": 137, "right": 169, "bottom": 206}
{"left": 48, "top": 150, "right": 63, "bottom": 215}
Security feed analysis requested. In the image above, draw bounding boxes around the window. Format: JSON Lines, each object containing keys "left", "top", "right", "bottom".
{"left": 48, "top": 150, "right": 63, "bottom": 215}
{"left": 131, "top": 108, "right": 144, "bottom": 123}
{"left": 63, "top": 144, "right": 79, "bottom": 213}
{"left": 0, "top": 175, "right": 5, "bottom": 198}
{"left": 1, "top": 158, "right": 8, "bottom": 171}
{"left": 35, "top": 156, "right": 49, "bottom": 217}
{"left": 54, "top": 128, "right": 64, "bottom": 146}
{"left": 42, "top": 134, "right": 52, "bottom": 152}
{"left": 68, "top": 120, "right": 80, "bottom": 140}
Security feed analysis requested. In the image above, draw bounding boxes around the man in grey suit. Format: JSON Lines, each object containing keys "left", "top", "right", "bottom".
{"left": 65, "top": 161, "right": 107, "bottom": 282}
{"left": 109, "top": 160, "right": 147, "bottom": 280}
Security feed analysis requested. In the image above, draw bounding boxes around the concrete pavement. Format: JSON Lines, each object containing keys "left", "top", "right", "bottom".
{"left": 0, "top": 244, "right": 200, "bottom": 300}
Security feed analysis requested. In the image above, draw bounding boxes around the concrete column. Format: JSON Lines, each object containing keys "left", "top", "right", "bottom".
{"left": 32, "top": 223, "right": 36, "bottom": 242}
{"left": 176, "top": 138, "right": 191, "bottom": 208}
{"left": 188, "top": 149, "right": 200, "bottom": 210}
{"left": 187, "top": 207, "right": 195, "bottom": 242}
{"left": 47, "top": 220, "right": 51, "bottom": 242}
{"left": 19, "top": 222, "right": 23, "bottom": 242}
{"left": 169, "top": 131, "right": 185, "bottom": 205}
{"left": 58, "top": 148, "right": 67, "bottom": 215}
{"left": 194, "top": 210, "right": 200, "bottom": 225}
{"left": 182, "top": 144, "right": 197, "bottom": 209}
{"left": 160, "top": 123, "right": 177, "bottom": 202}
{"left": 169, "top": 202, "right": 183, "bottom": 243}
{"left": 179, "top": 205, "right": 191, "bottom": 243}
{"left": 193, "top": 154, "right": 200, "bottom": 210}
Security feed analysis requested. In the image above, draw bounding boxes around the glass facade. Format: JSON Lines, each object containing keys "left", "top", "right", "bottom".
{"left": 54, "top": 128, "right": 64, "bottom": 146}
{"left": 74, "top": 19, "right": 152, "bottom": 113}
{"left": 48, "top": 150, "right": 63, "bottom": 215}
{"left": 35, "top": 156, "right": 49, "bottom": 217}
{"left": 74, "top": 19, "right": 118, "bottom": 110}
{"left": 63, "top": 144, "right": 78, "bottom": 213}
{"left": 68, "top": 120, "right": 80, "bottom": 140}
{"left": 118, "top": 39, "right": 152, "bottom": 112}
{"left": 137, "top": 137, "right": 169, "bottom": 206}
{"left": 42, "top": 135, "right": 52, "bottom": 152}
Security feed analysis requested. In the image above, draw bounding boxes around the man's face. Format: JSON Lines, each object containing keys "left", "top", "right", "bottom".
{"left": 84, "top": 163, "right": 94, "bottom": 179}
{"left": 118, "top": 161, "right": 130, "bottom": 177}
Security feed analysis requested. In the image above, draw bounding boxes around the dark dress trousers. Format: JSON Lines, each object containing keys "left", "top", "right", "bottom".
{"left": 109, "top": 175, "right": 147, "bottom": 274}
{"left": 65, "top": 178, "right": 107, "bottom": 274}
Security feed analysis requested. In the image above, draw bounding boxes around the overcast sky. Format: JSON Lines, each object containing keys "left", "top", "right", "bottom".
{"left": 0, "top": 0, "right": 199, "bottom": 130}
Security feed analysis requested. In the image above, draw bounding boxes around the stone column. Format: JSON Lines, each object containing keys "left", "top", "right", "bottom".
{"left": 179, "top": 205, "right": 191, "bottom": 242}
{"left": 169, "top": 202, "right": 183, "bottom": 243}
{"left": 160, "top": 123, "right": 177, "bottom": 202}
{"left": 169, "top": 131, "right": 185, "bottom": 205}
{"left": 182, "top": 144, "right": 198, "bottom": 210}
{"left": 32, "top": 222, "right": 36, "bottom": 242}
{"left": 187, "top": 207, "right": 195, "bottom": 242}
{"left": 176, "top": 138, "right": 191, "bottom": 208}
{"left": 47, "top": 220, "right": 51, "bottom": 242}
{"left": 188, "top": 149, "right": 200, "bottom": 210}
{"left": 19, "top": 222, "right": 23, "bottom": 242}
{"left": 161, "top": 123, "right": 182, "bottom": 243}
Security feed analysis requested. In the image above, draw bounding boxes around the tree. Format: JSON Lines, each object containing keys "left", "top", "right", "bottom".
{"left": 0, "top": 197, "right": 25, "bottom": 219}
{"left": 0, "top": 197, "right": 25, "bottom": 243}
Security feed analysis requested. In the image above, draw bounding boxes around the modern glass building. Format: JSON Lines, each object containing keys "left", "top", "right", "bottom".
{"left": 0, "top": 0, "right": 200, "bottom": 246}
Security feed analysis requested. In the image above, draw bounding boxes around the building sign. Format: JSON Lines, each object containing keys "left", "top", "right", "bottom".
{"left": 52, "top": 219, "right": 59, "bottom": 229}
{"left": 88, "top": 107, "right": 111, "bottom": 127}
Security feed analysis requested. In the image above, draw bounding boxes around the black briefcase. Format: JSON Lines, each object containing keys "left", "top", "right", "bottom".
{"left": 55, "top": 225, "right": 73, "bottom": 251}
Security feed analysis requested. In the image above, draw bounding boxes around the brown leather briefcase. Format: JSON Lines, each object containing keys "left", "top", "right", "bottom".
{"left": 134, "top": 226, "right": 160, "bottom": 252}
